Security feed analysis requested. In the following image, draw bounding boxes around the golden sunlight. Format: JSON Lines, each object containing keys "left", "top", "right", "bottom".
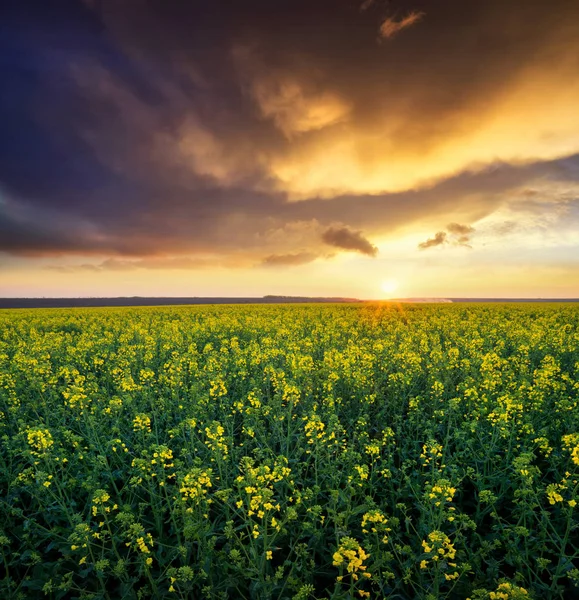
{"left": 381, "top": 279, "right": 399, "bottom": 296}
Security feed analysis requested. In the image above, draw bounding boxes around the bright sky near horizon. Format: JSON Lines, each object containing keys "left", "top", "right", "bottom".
{"left": 1, "top": 0, "right": 579, "bottom": 298}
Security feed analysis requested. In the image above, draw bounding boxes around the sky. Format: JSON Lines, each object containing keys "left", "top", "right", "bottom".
{"left": 1, "top": 0, "right": 579, "bottom": 299}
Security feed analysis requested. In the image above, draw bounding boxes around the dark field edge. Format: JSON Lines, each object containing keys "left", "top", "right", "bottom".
{"left": 0, "top": 296, "right": 578, "bottom": 308}
{"left": 0, "top": 296, "right": 360, "bottom": 309}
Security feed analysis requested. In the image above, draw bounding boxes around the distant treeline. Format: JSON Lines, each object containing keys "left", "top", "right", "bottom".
{"left": 0, "top": 296, "right": 361, "bottom": 309}
{"left": 0, "top": 297, "right": 577, "bottom": 309}
{"left": 448, "top": 298, "right": 579, "bottom": 303}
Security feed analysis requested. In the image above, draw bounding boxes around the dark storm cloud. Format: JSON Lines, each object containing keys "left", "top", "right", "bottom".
{"left": 321, "top": 227, "right": 378, "bottom": 256}
{"left": 2, "top": 153, "right": 579, "bottom": 258}
{"left": 1, "top": 0, "right": 579, "bottom": 261}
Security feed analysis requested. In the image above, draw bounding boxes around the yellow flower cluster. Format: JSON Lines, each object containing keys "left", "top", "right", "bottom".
{"left": 103, "top": 396, "right": 123, "bottom": 415}
{"left": 124, "top": 523, "right": 154, "bottom": 555}
{"left": 154, "top": 446, "right": 174, "bottom": 467}
{"left": 133, "top": 413, "right": 151, "bottom": 433}
{"left": 364, "top": 443, "right": 380, "bottom": 459}
{"left": 487, "top": 582, "right": 529, "bottom": 599}
{"left": 131, "top": 445, "right": 175, "bottom": 485}
{"left": 333, "top": 537, "right": 371, "bottom": 581}
{"left": 62, "top": 372, "right": 90, "bottom": 411}
{"left": 111, "top": 438, "right": 129, "bottom": 453}
{"left": 420, "top": 530, "right": 457, "bottom": 577}
{"left": 209, "top": 378, "right": 227, "bottom": 398}
{"left": 562, "top": 433, "right": 579, "bottom": 466}
{"left": 136, "top": 534, "right": 153, "bottom": 554}
{"left": 91, "top": 489, "right": 117, "bottom": 517}
{"left": 361, "top": 509, "right": 391, "bottom": 543}
{"left": 546, "top": 482, "right": 565, "bottom": 505}
{"left": 125, "top": 533, "right": 154, "bottom": 554}
{"left": 420, "top": 440, "right": 443, "bottom": 467}
{"left": 426, "top": 478, "right": 457, "bottom": 506}
{"left": 204, "top": 421, "right": 229, "bottom": 459}
{"left": 69, "top": 522, "right": 92, "bottom": 564}
{"left": 139, "top": 368, "right": 155, "bottom": 384}
{"left": 532, "top": 436, "right": 553, "bottom": 457}
{"left": 243, "top": 487, "right": 278, "bottom": 518}
{"left": 179, "top": 468, "right": 213, "bottom": 503}
{"left": 348, "top": 464, "right": 369, "bottom": 486}
{"left": 303, "top": 414, "right": 335, "bottom": 446}
{"left": 486, "top": 393, "right": 524, "bottom": 435}
{"left": 26, "top": 427, "right": 54, "bottom": 456}
{"left": 41, "top": 474, "right": 54, "bottom": 488}
{"left": 235, "top": 458, "right": 290, "bottom": 520}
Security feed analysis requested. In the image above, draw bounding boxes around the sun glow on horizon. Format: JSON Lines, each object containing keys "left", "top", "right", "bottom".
{"left": 381, "top": 279, "right": 399, "bottom": 297}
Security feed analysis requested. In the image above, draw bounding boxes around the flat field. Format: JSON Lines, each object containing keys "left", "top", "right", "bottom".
{"left": 1, "top": 303, "right": 579, "bottom": 599}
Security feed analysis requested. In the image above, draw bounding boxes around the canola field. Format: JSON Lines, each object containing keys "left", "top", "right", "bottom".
{"left": 1, "top": 303, "right": 579, "bottom": 600}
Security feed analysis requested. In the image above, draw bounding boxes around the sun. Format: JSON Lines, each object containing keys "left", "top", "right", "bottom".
{"left": 381, "top": 279, "right": 399, "bottom": 296}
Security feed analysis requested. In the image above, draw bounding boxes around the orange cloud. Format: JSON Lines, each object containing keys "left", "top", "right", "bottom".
{"left": 252, "top": 79, "right": 351, "bottom": 137}
{"left": 234, "top": 46, "right": 351, "bottom": 138}
{"left": 379, "top": 11, "right": 425, "bottom": 39}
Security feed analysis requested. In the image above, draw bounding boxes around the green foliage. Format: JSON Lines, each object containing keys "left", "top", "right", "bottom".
{"left": 0, "top": 303, "right": 579, "bottom": 599}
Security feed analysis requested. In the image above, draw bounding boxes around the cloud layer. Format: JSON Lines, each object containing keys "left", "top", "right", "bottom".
{"left": 1, "top": 0, "right": 579, "bottom": 282}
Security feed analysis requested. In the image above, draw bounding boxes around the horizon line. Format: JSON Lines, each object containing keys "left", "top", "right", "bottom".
{"left": 1, "top": 295, "right": 579, "bottom": 310}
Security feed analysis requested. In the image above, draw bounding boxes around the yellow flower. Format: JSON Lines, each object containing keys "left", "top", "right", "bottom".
{"left": 333, "top": 538, "right": 369, "bottom": 578}
{"left": 488, "top": 582, "right": 528, "bottom": 599}
{"left": 133, "top": 414, "right": 152, "bottom": 433}
{"left": 361, "top": 510, "right": 391, "bottom": 542}
{"left": 421, "top": 531, "right": 456, "bottom": 565}
{"left": 179, "top": 469, "right": 213, "bottom": 503}
{"left": 26, "top": 427, "right": 53, "bottom": 456}
{"left": 562, "top": 434, "right": 579, "bottom": 465}
{"left": 546, "top": 483, "right": 565, "bottom": 505}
